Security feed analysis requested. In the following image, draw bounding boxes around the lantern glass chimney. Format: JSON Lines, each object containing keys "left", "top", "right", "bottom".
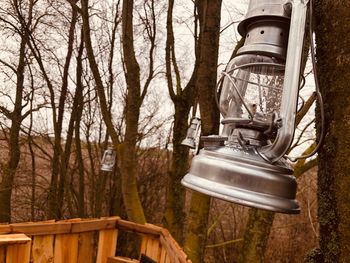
{"left": 219, "top": 54, "right": 285, "bottom": 134}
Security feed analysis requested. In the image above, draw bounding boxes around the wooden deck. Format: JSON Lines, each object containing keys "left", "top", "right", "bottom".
{"left": 0, "top": 217, "right": 191, "bottom": 263}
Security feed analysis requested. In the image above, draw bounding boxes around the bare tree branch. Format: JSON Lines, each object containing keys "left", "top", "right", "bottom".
{"left": 296, "top": 92, "right": 316, "bottom": 126}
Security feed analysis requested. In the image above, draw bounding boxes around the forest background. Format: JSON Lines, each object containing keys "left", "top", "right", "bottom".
{"left": 0, "top": 0, "right": 348, "bottom": 262}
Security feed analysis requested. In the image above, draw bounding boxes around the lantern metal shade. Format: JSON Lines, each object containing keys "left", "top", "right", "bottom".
{"left": 182, "top": 146, "right": 300, "bottom": 214}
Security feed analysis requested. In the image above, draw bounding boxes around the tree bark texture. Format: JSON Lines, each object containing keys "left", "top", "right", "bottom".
{"left": 163, "top": 0, "right": 197, "bottom": 243}
{"left": 184, "top": 1, "right": 222, "bottom": 262}
{"left": 163, "top": 104, "right": 191, "bottom": 243}
{"left": 238, "top": 209, "right": 274, "bottom": 263}
{"left": 74, "top": 32, "right": 86, "bottom": 217}
{"left": 0, "top": 12, "right": 29, "bottom": 222}
{"left": 119, "top": 0, "right": 146, "bottom": 224}
{"left": 314, "top": 0, "right": 350, "bottom": 262}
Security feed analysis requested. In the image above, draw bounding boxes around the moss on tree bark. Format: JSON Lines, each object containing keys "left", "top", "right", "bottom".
{"left": 314, "top": 0, "right": 350, "bottom": 262}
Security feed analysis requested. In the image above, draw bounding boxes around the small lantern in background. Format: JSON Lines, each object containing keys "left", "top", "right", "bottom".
{"left": 181, "top": 0, "right": 313, "bottom": 214}
{"left": 181, "top": 117, "right": 201, "bottom": 149}
{"left": 101, "top": 147, "right": 116, "bottom": 172}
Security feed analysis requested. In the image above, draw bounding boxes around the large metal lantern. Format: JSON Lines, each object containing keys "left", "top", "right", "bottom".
{"left": 182, "top": 0, "right": 311, "bottom": 214}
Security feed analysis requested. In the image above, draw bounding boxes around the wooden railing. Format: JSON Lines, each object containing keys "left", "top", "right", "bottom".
{"left": 0, "top": 217, "right": 191, "bottom": 263}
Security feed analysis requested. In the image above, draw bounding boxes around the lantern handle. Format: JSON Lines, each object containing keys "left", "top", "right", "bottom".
{"left": 297, "top": 95, "right": 305, "bottom": 112}
{"left": 258, "top": 0, "right": 310, "bottom": 163}
{"left": 299, "top": 75, "right": 306, "bottom": 90}
{"left": 283, "top": 0, "right": 326, "bottom": 162}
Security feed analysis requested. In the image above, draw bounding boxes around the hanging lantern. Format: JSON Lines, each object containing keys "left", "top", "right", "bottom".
{"left": 101, "top": 147, "right": 116, "bottom": 172}
{"left": 181, "top": 117, "right": 201, "bottom": 149}
{"left": 182, "top": 0, "right": 311, "bottom": 214}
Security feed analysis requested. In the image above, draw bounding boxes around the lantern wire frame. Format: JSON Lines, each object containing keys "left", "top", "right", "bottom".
{"left": 214, "top": 0, "right": 325, "bottom": 163}
{"left": 297, "top": 76, "right": 306, "bottom": 111}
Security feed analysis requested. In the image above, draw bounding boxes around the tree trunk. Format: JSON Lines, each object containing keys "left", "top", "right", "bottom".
{"left": 163, "top": 0, "right": 197, "bottom": 243}
{"left": 238, "top": 209, "right": 274, "bottom": 262}
{"left": 163, "top": 103, "right": 191, "bottom": 243}
{"left": 0, "top": 23, "right": 27, "bottom": 223}
{"left": 184, "top": 1, "right": 222, "bottom": 262}
{"left": 55, "top": 2, "right": 78, "bottom": 218}
{"left": 119, "top": 0, "right": 146, "bottom": 224}
{"left": 313, "top": 0, "right": 350, "bottom": 262}
{"left": 81, "top": 0, "right": 146, "bottom": 223}
{"left": 74, "top": 31, "right": 86, "bottom": 217}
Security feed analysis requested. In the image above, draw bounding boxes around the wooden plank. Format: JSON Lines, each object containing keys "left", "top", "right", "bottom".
{"left": 0, "top": 245, "right": 5, "bottom": 263}
{"left": 159, "top": 230, "right": 170, "bottom": 248}
{"left": 140, "top": 235, "right": 148, "bottom": 255}
{"left": 141, "top": 236, "right": 158, "bottom": 261}
{"left": 96, "top": 229, "right": 118, "bottom": 263}
{"left": 11, "top": 221, "right": 72, "bottom": 236}
{"left": 0, "top": 234, "right": 31, "bottom": 245}
{"left": 1, "top": 218, "right": 162, "bottom": 236}
{"left": 144, "top": 223, "right": 163, "bottom": 233}
{"left": 164, "top": 253, "right": 171, "bottom": 263}
{"left": 159, "top": 234, "right": 175, "bottom": 261}
{"left": 0, "top": 224, "right": 11, "bottom": 235}
{"left": 116, "top": 220, "right": 161, "bottom": 236}
{"left": 160, "top": 230, "right": 187, "bottom": 263}
{"left": 31, "top": 235, "right": 54, "bottom": 263}
{"left": 11, "top": 218, "right": 118, "bottom": 236}
{"left": 107, "top": 256, "right": 139, "bottom": 263}
{"left": 149, "top": 238, "right": 160, "bottom": 261}
{"left": 54, "top": 234, "right": 79, "bottom": 263}
{"left": 72, "top": 218, "right": 118, "bottom": 233}
{"left": 159, "top": 248, "right": 167, "bottom": 263}
{"left": 143, "top": 237, "right": 153, "bottom": 258}
{"left": 6, "top": 240, "right": 31, "bottom": 263}
{"left": 77, "top": 232, "right": 95, "bottom": 263}
{"left": 60, "top": 218, "right": 82, "bottom": 223}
